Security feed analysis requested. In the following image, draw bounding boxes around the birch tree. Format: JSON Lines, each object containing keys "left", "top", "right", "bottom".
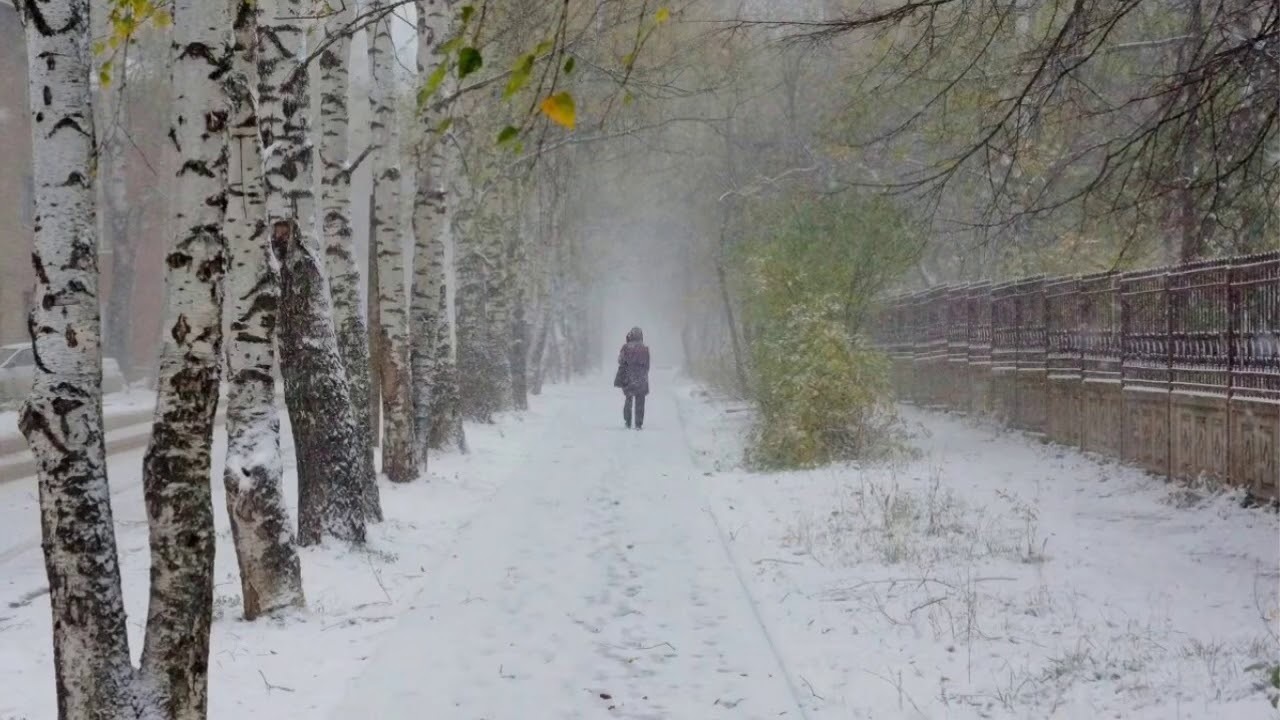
{"left": 319, "top": 0, "right": 381, "bottom": 518}
{"left": 137, "top": 0, "right": 232, "bottom": 714}
{"left": 223, "top": 0, "right": 306, "bottom": 621}
{"left": 508, "top": 185, "right": 531, "bottom": 410}
{"left": 15, "top": 1, "right": 134, "bottom": 716}
{"left": 258, "top": 0, "right": 366, "bottom": 544}
{"left": 483, "top": 187, "right": 515, "bottom": 410}
{"left": 410, "top": 0, "right": 451, "bottom": 464}
{"left": 99, "top": 94, "right": 135, "bottom": 379}
{"left": 453, "top": 180, "right": 494, "bottom": 421}
{"left": 368, "top": 0, "right": 417, "bottom": 482}
{"left": 428, "top": 125, "right": 467, "bottom": 452}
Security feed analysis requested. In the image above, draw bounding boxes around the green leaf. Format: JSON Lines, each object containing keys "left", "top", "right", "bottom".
{"left": 623, "top": 90, "right": 635, "bottom": 106}
{"left": 436, "top": 117, "right": 454, "bottom": 134}
{"left": 533, "top": 39, "right": 554, "bottom": 56}
{"left": 496, "top": 126, "right": 519, "bottom": 144}
{"left": 655, "top": 7, "right": 670, "bottom": 24}
{"left": 622, "top": 52, "right": 635, "bottom": 71}
{"left": 563, "top": 56, "right": 575, "bottom": 74}
{"left": 439, "top": 34, "right": 465, "bottom": 54}
{"left": 504, "top": 54, "right": 535, "bottom": 98}
{"left": 418, "top": 63, "right": 449, "bottom": 108}
{"left": 539, "top": 91, "right": 576, "bottom": 130}
{"left": 457, "top": 47, "right": 483, "bottom": 78}
{"left": 460, "top": 5, "right": 475, "bottom": 23}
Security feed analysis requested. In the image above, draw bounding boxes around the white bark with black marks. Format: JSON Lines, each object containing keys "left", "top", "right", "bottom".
{"left": 368, "top": 1, "right": 417, "bottom": 482}
{"left": 139, "top": 0, "right": 231, "bottom": 715}
{"left": 429, "top": 134, "right": 467, "bottom": 451}
{"left": 454, "top": 186, "right": 493, "bottom": 421}
{"left": 223, "top": 0, "right": 305, "bottom": 621}
{"left": 507, "top": 193, "right": 530, "bottom": 410}
{"left": 485, "top": 191, "right": 515, "bottom": 410}
{"left": 410, "top": 0, "right": 452, "bottom": 464}
{"left": 258, "top": 0, "right": 367, "bottom": 545}
{"left": 15, "top": 1, "right": 135, "bottom": 717}
{"left": 319, "top": 0, "right": 381, "bottom": 518}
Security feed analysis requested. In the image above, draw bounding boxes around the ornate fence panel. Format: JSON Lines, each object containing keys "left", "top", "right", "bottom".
{"left": 1120, "top": 269, "right": 1172, "bottom": 475}
{"left": 966, "top": 283, "right": 993, "bottom": 415}
{"left": 1169, "top": 258, "right": 1232, "bottom": 482}
{"left": 917, "top": 287, "right": 949, "bottom": 407}
{"left": 873, "top": 252, "right": 1278, "bottom": 501}
{"left": 1045, "top": 277, "right": 1082, "bottom": 447}
{"left": 1012, "top": 277, "right": 1048, "bottom": 434}
{"left": 903, "top": 292, "right": 926, "bottom": 404}
{"left": 1230, "top": 252, "right": 1280, "bottom": 498}
{"left": 990, "top": 281, "right": 1020, "bottom": 423}
{"left": 883, "top": 293, "right": 914, "bottom": 397}
{"left": 944, "top": 286, "right": 971, "bottom": 409}
{"left": 1079, "top": 272, "right": 1123, "bottom": 457}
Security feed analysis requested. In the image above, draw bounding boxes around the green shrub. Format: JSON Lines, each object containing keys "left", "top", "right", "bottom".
{"left": 749, "top": 300, "right": 898, "bottom": 467}
{"left": 732, "top": 193, "right": 921, "bottom": 468}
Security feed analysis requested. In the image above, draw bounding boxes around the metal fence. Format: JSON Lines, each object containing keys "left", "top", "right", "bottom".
{"left": 873, "top": 251, "right": 1280, "bottom": 500}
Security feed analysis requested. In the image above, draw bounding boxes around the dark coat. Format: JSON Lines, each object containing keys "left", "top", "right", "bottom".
{"left": 617, "top": 339, "right": 650, "bottom": 396}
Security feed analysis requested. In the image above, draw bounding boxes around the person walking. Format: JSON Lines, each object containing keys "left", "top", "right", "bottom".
{"left": 614, "top": 327, "right": 650, "bottom": 429}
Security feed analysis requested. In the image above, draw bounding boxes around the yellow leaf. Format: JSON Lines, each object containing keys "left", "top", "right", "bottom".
{"left": 656, "top": 7, "right": 670, "bottom": 24}
{"left": 539, "top": 92, "right": 576, "bottom": 130}
{"left": 153, "top": 9, "right": 171, "bottom": 28}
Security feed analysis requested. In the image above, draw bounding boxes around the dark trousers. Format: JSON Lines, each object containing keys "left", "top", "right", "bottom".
{"left": 623, "top": 393, "right": 646, "bottom": 428}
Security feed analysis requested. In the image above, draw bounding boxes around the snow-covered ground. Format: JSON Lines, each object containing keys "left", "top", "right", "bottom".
{"left": 681, "top": 386, "right": 1280, "bottom": 719}
{"left": 0, "top": 386, "right": 541, "bottom": 719}
{"left": 2, "top": 375, "right": 1277, "bottom": 719}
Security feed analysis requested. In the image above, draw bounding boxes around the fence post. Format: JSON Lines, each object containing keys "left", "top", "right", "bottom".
{"left": 1076, "top": 281, "right": 1085, "bottom": 449}
{"left": 1226, "top": 262, "right": 1236, "bottom": 487}
{"left": 1163, "top": 270, "right": 1173, "bottom": 481}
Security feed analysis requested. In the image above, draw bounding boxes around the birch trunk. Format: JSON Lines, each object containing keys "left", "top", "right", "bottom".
{"left": 410, "top": 0, "right": 451, "bottom": 464}
{"left": 319, "top": 0, "right": 381, "bottom": 518}
{"left": 368, "top": 2, "right": 417, "bottom": 481}
{"left": 455, "top": 190, "right": 493, "bottom": 422}
{"left": 368, "top": 191, "right": 383, "bottom": 448}
{"left": 505, "top": 197, "right": 528, "bottom": 411}
{"left": 485, "top": 192, "right": 514, "bottom": 410}
{"left": 101, "top": 115, "right": 134, "bottom": 380}
{"left": 223, "top": 0, "right": 305, "bottom": 622}
{"left": 429, "top": 139, "right": 467, "bottom": 452}
{"left": 138, "top": 0, "right": 231, "bottom": 714}
{"left": 15, "top": 2, "right": 135, "bottom": 717}
{"left": 259, "top": 0, "right": 366, "bottom": 545}
{"left": 528, "top": 312, "right": 549, "bottom": 396}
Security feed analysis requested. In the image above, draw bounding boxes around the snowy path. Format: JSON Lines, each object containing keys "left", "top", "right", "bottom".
{"left": 333, "top": 377, "right": 803, "bottom": 718}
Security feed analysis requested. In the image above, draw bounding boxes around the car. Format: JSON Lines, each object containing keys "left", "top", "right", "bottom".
{"left": 0, "top": 343, "right": 126, "bottom": 402}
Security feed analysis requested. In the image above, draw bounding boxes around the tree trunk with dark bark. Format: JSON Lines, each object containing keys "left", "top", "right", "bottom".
{"left": 259, "top": 0, "right": 367, "bottom": 545}
{"left": 319, "top": 0, "right": 381, "bottom": 518}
